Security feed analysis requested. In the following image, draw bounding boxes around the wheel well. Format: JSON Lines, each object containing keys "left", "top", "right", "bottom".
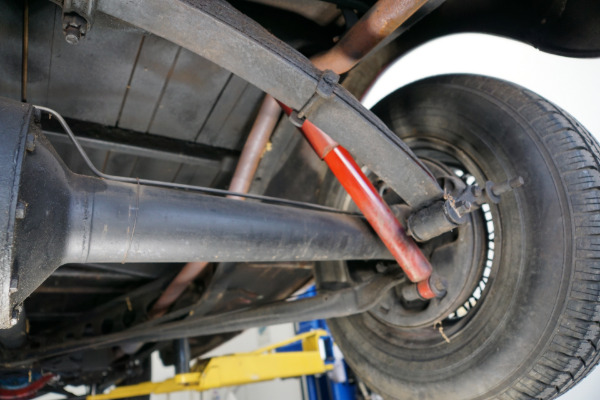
{"left": 389, "top": 0, "right": 600, "bottom": 59}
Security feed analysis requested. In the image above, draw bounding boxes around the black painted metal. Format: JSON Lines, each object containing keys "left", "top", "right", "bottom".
{"left": 0, "top": 312, "right": 27, "bottom": 349}
{"left": 43, "top": 116, "right": 240, "bottom": 163}
{"left": 174, "top": 338, "right": 191, "bottom": 374}
{"left": 0, "top": 100, "right": 33, "bottom": 329}
{"left": 5, "top": 270, "right": 405, "bottom": 366}
{"left": 96, "top": 0, "right": 443, "bottom": 209}
{"left": 0, "top": 97, "right": 391, "bottom": 321}
{"left": 407, "top": 200, "right": 464, "bottom": 242}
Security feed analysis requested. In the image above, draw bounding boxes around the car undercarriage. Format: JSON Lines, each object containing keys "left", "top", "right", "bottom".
{"left": 1, "top": 0, "right": 600, "bottom": 399}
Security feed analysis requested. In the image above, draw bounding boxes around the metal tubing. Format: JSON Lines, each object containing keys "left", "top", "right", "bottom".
{"left": 152, "top": 96, "right": 280, "bottom": 317}
{"left": 311, "top": 0, "right": 428, "bottom": 73}
{"left": 149, "top": 262, "right": 209, "bottom": 318}
{"left": 227, "top": 95, "right": 281, "bottom": 198}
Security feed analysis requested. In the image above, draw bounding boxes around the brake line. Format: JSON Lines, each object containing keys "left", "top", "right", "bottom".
{"left": 35, "top": 106, "right": 358, "bottom": 216}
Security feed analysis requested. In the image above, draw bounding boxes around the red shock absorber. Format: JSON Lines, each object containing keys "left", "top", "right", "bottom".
{"left": 278, "top": 103, "right": 438, "bottom": 298}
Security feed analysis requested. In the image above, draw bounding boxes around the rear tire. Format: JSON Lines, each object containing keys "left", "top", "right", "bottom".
{"left": 319, "top": 74, "right": 600, "bottom": 400}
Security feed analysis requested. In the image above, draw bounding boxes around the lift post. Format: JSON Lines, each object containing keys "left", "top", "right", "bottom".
{"left": 87, "top": 330, "right": 332, "bottom": 400}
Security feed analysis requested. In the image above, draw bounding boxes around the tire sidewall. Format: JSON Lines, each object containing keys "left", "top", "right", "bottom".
{"left": 323, "top": 75, "right": 572, "bottom": 400}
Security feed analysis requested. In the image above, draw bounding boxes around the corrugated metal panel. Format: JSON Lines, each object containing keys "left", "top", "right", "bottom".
{"left": 0, "top": 1, "right": 24, "bottom": 100}
{"left": 43, "top": 10, "right": 144, "bottom": 125}
{"left": 0, "top": 0, "right": 269, "bottom": 187}
{"left": 209, "top": 83, "right": 264, "bottom": 150}
{"left": 147, "top": 48, "right": 231, "bottom": 141}
{"left": 26, "top": 0, "right": 58, "bottom": 105}
{"left": 196, "top": 75, "right": 264, "bottom": 150}
{"left": 45, "top": 133, "right": 225, "bottom": 185}
{"left": 173, "top": 162, "right": 224, "bottom": 187}
{"left": 117, "top": 34, "right": 181, "bottom": 132}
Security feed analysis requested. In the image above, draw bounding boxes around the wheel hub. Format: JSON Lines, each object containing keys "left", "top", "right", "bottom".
{"left": 370, "top": 160, "right": 488, "bottom": 329}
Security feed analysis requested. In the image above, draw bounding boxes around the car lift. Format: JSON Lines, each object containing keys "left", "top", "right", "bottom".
{"left": 87, "top": 330, "right": 332, "bottom": 400}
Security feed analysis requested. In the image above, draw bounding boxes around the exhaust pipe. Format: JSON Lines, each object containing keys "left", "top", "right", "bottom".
{"left": 0, "top": 98, "right": 390, "bottom": 329}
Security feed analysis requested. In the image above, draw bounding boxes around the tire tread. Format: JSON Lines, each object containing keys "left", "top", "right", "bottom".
{"left": 327, "top": 74, "right": 600, "bottom": 400}
{"left": 422, "top": 75, "right": 600, "bottom": 399}
{"left": 460, "top": 76, "right": 600, "bottom": 400}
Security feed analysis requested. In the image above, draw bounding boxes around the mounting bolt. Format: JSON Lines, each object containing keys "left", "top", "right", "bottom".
{"left": 64, "top": 25, "right": 82, "bottom": 45}
{"left": 402, "top": 274, "right": 447, "bottom": 301}
{"left": 62, "top": 13, "right": 87, "bottom": 45}
{"left": 401, "top": 283, "right": 421, "bottom": 302}
{"left": 454, "top": 200, "right": 472, "bottom": 217}
{"left": 9, "top": 306, "right": 21, "bottom": 327}
{"left": 429, "top": 274, "right": 447, "bottom": 298}
{"left": 485, "top": 176, "right": 525, "bottom": 203}
{"left": 491, "top": 176, "right": 525, "bottom": 197}
{"left": 25, "top": 133, "right": 35, "bottom": 152}
{"left": 15, "top": 202, "right": 26, "bottom": 220}
{"left": 9, "top": 278, "right": 18, "bottom": 294}
{"left": 470, "top": 185, "right": 483, "bottom": 198}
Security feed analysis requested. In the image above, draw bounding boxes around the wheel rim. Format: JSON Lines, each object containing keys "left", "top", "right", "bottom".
{"left": 330, "top": 135, "right": 504, "bottom": 348}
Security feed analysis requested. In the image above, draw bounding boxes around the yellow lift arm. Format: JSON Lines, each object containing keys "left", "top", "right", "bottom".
{"left": 88, "top": 330, "right": 333, "bottom": 400}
